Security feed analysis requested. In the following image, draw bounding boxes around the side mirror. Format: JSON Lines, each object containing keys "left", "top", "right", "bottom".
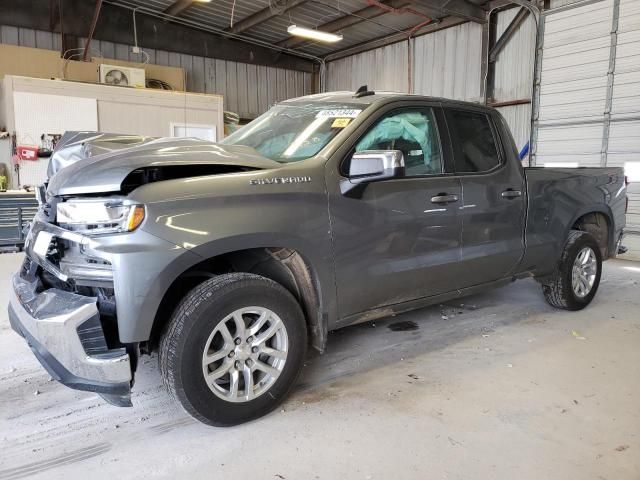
{"left": 341, "top": 150, "right": 405, "bottom": 196}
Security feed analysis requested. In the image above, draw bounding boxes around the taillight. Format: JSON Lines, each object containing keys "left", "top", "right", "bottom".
{"left": 625, "top": 176, "right": 629, "bottom": 213}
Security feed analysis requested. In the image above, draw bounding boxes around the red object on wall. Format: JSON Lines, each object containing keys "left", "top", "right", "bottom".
{"left": 17, "top": 145, "right": 39, "bottom": 161}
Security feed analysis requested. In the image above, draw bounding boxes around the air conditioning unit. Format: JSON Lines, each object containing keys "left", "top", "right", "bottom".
{"left": 99, "top": 64, "right": 145, "bottom": 88}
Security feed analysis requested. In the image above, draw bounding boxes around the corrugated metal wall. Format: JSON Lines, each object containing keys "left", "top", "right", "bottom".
{"left": 0, "top": 25, "right": 312, "bottom": 119}
{"left": 533, "top": 0, "right": 640, "bottom": 230}
{"left": 325, "top": 20, "right": 535, "bottom": 150}
{"left": 607, "top": 0, "right": 640, "bottom": 172}
{"left": 326, "top": 22, "right": 483, "bottom": 102}
{"left": 325, "top": 42, "right": 409, "bottom": 92}
{"left": 534, "top": 0, "right": 614, "bottom": 166}
{"left": 492, "top": 7, "right": 536, "bottom": 152}
{"left": 549, "top": 0, "right": 584, "bottom": 8}
{"left": 412, "top": 22, "right": 484, "bottom": 102}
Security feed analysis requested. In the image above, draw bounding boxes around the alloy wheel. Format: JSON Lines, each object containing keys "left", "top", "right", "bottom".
{"left": 201, "top": 307, "right": 289, "bottom": 403}
{"left": 571, "top": 247, "right": 597, "bottom": 298}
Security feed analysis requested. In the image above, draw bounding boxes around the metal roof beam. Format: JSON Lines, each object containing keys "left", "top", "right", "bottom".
{"left": 277, "top": 0, "right": 414, "bottom": 49}
{"left": 0, "top": 0, "right": 316, "bottom": 71}
{"left": 488, "top": 6, "right": 528, "bottom": 61}
{"left": 227, "top": 0, "right": 309, "bottom": 34}
{"left": 163, "top": 0, "right": 196, "bottom": 17}
{"left": 324, "top": 15, "right": 468, "bottom": 61}
{"left": 413, "top": 0, "right": 487, "bottom": 23}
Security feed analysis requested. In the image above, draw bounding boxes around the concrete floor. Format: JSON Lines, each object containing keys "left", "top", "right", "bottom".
{"left": 0, "top": 252, "right": 639, "bottom": 480}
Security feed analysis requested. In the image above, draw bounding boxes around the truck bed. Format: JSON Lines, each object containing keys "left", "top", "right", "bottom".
{"left": 520, "top": 166, "right": 626, "bottom": 276}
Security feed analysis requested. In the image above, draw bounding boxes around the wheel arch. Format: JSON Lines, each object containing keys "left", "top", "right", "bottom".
{"left": 568, "top": 206, "right": 614, "bottom": 258}
{"left": 147, "top": 240, "right": 330, "bottom": 354}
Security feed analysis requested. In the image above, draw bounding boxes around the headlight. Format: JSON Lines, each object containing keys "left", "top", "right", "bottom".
{"left": 56, "top": 199, "right": 145, "bottom": 234}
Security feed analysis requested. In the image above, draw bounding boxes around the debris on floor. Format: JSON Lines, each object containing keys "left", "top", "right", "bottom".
{"left": 572, "top": 330, "right": 587, "bottom": 340}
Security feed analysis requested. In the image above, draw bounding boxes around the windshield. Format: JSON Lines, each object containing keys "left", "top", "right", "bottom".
{"left": 221, "top": 102, "right": 365, "bottom": 162}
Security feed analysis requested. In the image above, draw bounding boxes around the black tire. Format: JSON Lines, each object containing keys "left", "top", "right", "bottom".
{"left": 159, "top": 273, "right": 307, "bottom": 426}
{"left": 540, "top": 230, "right": 602, "bottom": 311}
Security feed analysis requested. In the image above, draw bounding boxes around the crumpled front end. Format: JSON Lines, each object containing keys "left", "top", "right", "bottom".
{"left": 8, "top": 210, "right": 133, "bottom": 406}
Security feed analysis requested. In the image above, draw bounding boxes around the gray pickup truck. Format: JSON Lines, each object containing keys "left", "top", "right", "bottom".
{"left": 9, "top": 89, "right": 627, "bottom": 426}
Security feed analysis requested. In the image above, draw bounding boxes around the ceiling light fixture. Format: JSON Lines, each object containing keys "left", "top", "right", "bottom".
{"left": 287, "top": 25, "right": 343, "bottom": 43}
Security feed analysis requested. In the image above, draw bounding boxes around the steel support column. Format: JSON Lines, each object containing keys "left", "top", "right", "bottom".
{"left": 601, "top": 0, "right": 620, "bottom": 167}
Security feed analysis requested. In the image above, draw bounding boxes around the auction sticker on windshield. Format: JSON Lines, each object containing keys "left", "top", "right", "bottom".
{"left": 331, "top": 118, "right": 352, "bottom": 128}
{"left": 316, "top": 109, "right": 362, "bottom": 118}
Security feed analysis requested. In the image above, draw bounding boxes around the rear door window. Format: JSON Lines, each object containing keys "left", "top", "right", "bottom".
{"left": 446, "top": 109, "right": 500, "bottom": 173}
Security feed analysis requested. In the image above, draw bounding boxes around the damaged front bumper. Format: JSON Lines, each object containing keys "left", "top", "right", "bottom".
{"left": 8, "top": 213, "right": 133, "bottom": 406}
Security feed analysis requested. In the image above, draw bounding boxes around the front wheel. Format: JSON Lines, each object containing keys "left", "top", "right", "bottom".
{"left": 159, "top": 273, "right": 307, "bottom": 426}
{"left": 540, "top": 230, "right": 602, "bottom": 311}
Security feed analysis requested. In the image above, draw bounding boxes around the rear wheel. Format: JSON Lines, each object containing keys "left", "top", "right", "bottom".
{"left": 540, "top": 230, "right": 602, "bottom": 311}
{"left": 159, "top": 273, "right": 307, "bottom": 426}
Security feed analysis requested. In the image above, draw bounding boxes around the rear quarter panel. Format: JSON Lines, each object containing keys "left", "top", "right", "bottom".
{"left": 520, "top": 167, "right": 626, "bottom": 277}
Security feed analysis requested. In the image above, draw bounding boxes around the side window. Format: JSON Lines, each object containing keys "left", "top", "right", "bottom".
{"left": 354, "top": 108, "right": 443, "bottom": 176}
{"left": 446, "top": 109, "right": 500, "bottom": 173}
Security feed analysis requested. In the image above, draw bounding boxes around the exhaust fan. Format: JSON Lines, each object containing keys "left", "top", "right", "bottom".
{"left": 99, "top": 64, "right": 146, "bottom": 88}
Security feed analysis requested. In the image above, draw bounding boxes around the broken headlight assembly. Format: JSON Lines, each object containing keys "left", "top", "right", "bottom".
{"left": 56, "top": 199, "right": 145, "bottom": 235}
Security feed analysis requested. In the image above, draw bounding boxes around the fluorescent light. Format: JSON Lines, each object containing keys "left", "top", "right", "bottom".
{"left": 287, "top": 25, "right": 343, "bottom": 43}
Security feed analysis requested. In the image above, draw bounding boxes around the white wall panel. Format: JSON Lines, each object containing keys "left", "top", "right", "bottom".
{"left": 611, "top": 0, "right": 640, "bottom": 229}
{"left": 497, "top": 103, "right": 532, "bottom": 152}
{"left": 493, "top": 8, "right": 536, "bottom": 102}
{"left": 612, "top": 0, "right": 640, "bottom": 120}
{"left": 412, "top": 22, "right": 483, "bottom": 101}
{"left": 549, "top": 0, "right": 585, "bottom": 7}
{"left": 325, "top": 42, "right": 409, "bottom": 93}
{"left": 534, "top": 0, "right": 640, "bottom": 229}
{"left": 492, "top": 7, "right": 536, "bottom": 155}
{"left": 534, "top": 0, "right": 612, "bottom": 166}
{"left": 537, "top": 0, "right": 612, "bottom": 127}
{"left": 325, "top": 23, "right": 484, "bottom": 102}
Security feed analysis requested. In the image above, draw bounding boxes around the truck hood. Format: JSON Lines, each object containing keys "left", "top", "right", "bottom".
{"left": 47, "top": 136, "right": 280, "bottom": 196}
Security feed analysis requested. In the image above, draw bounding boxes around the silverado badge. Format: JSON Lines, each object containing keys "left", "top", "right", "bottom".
{"left": 250, "top": 176, "right": 312, "bottom": 185}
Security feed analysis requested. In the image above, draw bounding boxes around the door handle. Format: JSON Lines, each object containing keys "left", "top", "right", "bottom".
{"left": 501, "top": 189, "right": 522, "bottom": 199}
{"left": 431, "top": 194, "right": 459, "bottom": 204}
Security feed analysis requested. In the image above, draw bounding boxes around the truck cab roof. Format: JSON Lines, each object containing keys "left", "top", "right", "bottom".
{"left": 281, "top": 90, "right": 490, "bottom": 111}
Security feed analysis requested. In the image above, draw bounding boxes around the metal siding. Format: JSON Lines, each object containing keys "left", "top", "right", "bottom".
{"left": 612, "top": 0, "right": 640, "bottom": 120}
{"left": 155, "top": 49, "right": 169, "bottom": 66}
{"left": 535, "top": 0, "right": 640, "bottom": 230}
{"left": 99, "top": 40, "right": 116, "bottom": 59}
{"left": 236, "top": 62, "right": 250, "bottom": 118}
{"left": 493, "top": 7, "right": 536, "bottom": 101}
{"left": 1, "top": 25, "right": 19, "bottom": 45}
{"left": 324, "top": 21, "right": 492, "bottom": 106}
{"left": 497, "top": 103, "right": 532, "bottom": 152}
{"left": 246, "top": 63, "right": 259, "bottom": 115}
{"left": 534, "top": 0, "right": 613, "bottom": 167}
{"left": 326, "top": 41, "right": 408, "bottom": 92}
{"left": 610, "top": 0, "right": 640, "bottom": 230}
{"left": 256, "top": 65, "right": 270, "bottom": 111}
{"left": 17, "top": 28, "right": 36, "bottom": 48}
{"left": 226, "top": 61, "right": 239, "bottom": 114}
{"left": 34, "top": 30, "right": 55, "bottom": 50}
{"left": 413, "top": 22, "right": 483, "bottom": 102}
